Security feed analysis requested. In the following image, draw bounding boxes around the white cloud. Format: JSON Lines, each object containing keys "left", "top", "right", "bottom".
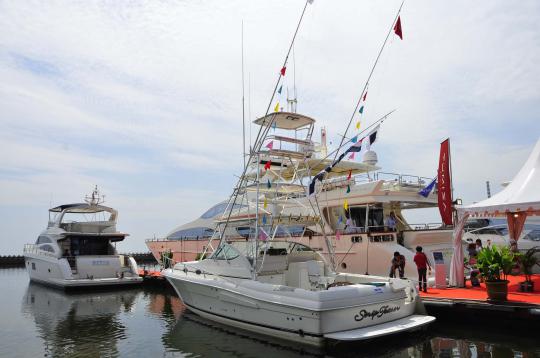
{"left": 0, "top": 0, "right": 539, "bottom": 254}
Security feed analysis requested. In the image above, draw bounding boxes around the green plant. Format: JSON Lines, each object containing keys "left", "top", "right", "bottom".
{"left": 476, "top": 245, "right": 516, "bottom": 282}
{"left": 518, "top": 246, "right": 540, "bottom": 283}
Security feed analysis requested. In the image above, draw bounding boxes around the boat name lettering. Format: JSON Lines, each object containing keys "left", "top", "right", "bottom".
{"left": 92, "top": 260, "right": 110, "bottom": 266}
{"left": 354, "top": 305, "right": 400, "bottom": 321}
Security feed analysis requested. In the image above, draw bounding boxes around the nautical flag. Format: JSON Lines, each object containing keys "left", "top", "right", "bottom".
{"left": 346, "top": 218, "right": 352, "bottom": 227}
{"left": 356, "top": 121, "right": 361, "bottom": 130}
{"left": 272, "top": 120, "right": 277, "bottom": 130}
{"left": 265, "top": 141, "right": 274, "bottom": 150}
{"left": 280, "top": 66, "right": 287, "bottom": 76}
{"left": 365, "top": 125, "right": 379, "bottom": 151}
{"left": 336, "top": 230, "right": 341, "bottom": 240}
{"left": 263, "top": 197, "right": 268, "bottom": 209}
{"left": 343, "top": 199, "right": 348, "bottom": 211}
{"left": 351, "top": 136, "right": 357, "bottom": 144}
{"left": 264, "top": 160, "right": 271, "bottom": 170}
{"left": 274, "top": 102, "right": 280, "bottom": 112}
{"left": 348, "top": 152, "right": 355, "bottom": 160}
{"left": 394, "top": 16, "right": 403, "bottom": 40}
{"left": 347, "top": 170, "right": 352, "bottom": 180}
{"left": 418, "top": 178, "right": 436, "bottom": 198}
{"left": 259, "top": 228, "right": 268, "bottom": 241}
{"left": 267, "top": 179, "right": 271, "bottom": 188}
{"left": 363, "top": 92, "right": 368, "bottom": 101}
{"left": 347, "top": 140, "right": 363, "bottom": 153}
{"left": 346, "top": 184, "right": 351, "bottom": 193}
{"left": 278, "top": 85, "right": 283, "bottom": 94}
{"left": 262, "top": 215, "right": 267, "bottom": 225}
{"left": 338, "top": 215, "right": 343, "bottom": 224}
{"left": 359, "top": 105, "right": 364, "bottom": 114}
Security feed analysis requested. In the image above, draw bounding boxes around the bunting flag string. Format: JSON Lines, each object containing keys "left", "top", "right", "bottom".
{"left": 359, "top": 105, "right": 364, "bottom": 114}
{"left": 262, "top": 214, "right": 267, "bottom": 225}
{"left": 343, "top": 199, "right": 348, "bottom": 211}
{"left": 267, "top": 179, "right": 272, "bottom": 189}
{"left": 363, "top": 91, "right": 368, "bottom": 101}
{"left": 280, "top": 66, "right": 287, "bottom": 76}
{"left": 348, "top": 152, "right": 355, "bottom": 160}
{"left": 274, "top": 102, "right": 280, "bottom": 112}
{"left": 265, "top": 141, "right": 274, "bottom": 150}
{"left": 308, "top": 125, "right": 380, "bottom": 195}
{"left": 335, "top": 230, "right": 341, "bottom": 241}
{"left": 346, "top": 184, "right": 351, "bottom": 193}
{"left": 347, "top": 170, "right": 352, "bottom": 180}
{"left": 355, "top": 121, "right": 361, "bottom": 130}
{"left": 278, "top": 85, "right": 283, "bottom": 94}
{"left": 259, "top": 228, "right": 268, "bottom": 241}
{"left": 338, "top": 215, "right": 343, "bottom": 224}
{"left": 263, "top": 196, "right": 268, "bottom": 209}
{"left": 264, "top": 160, "right": 272, "bottom": 170}
{"left": 351, "top": 136, "right": 357, "bottom": 144}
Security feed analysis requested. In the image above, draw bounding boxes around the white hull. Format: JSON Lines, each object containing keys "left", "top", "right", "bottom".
{"left": 165, "top": 268, "right": 434, "bottom": 346}
{"left": 24, "top": 254, "right": 142, "bottom": 289}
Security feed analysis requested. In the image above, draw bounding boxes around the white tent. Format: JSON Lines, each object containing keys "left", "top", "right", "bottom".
{"left": 449, "top": 138, "right": 540, "bottom": 287}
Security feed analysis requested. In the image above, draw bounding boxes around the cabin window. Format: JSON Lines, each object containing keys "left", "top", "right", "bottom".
{"left": 40, "top": 244, "right": 55, "bottom": 253}
{"left": 36, "top": 236, "right": 52, "bottom": 244}
{"left": 31, "top": 262, "right": 36, "bottom": 270}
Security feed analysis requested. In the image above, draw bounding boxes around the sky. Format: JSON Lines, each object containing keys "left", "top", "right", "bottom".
{"left": 1, "top": 0, "right": 539, "bottom": 254}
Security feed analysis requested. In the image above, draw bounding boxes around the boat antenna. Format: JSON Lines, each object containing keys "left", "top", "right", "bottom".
{"left": 214, "top": 0, "right": 313, "bottom": 246}
{"left": 85, "top": 185, "right": 105, "bottom": 206}
{"left": 332, "top": 0, "right": 405, "bottom": 162}
{"left": 241, "top": 20, "right": 246, "bottom": 168}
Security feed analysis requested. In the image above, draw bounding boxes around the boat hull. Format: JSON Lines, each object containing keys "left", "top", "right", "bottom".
{"left": 24, "top": 255, "right": 142, "bottom": 289}
{"left": 165, "top": 271, "right": 432, "bottom": 346}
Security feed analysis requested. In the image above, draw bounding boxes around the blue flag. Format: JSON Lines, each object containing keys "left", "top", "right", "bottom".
{"left": 418, "top": 178, "right": 436, "bottom": 198}
{"left": 278, "top": 85, "right": 282, "bottom": 94}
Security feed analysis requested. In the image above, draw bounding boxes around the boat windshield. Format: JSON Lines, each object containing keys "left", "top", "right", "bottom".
{"left": 214, "top": 240, "right": 316, "bottom": 261}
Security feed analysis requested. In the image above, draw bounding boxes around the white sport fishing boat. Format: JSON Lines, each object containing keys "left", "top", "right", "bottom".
{"left": 164, "top": 241, "right": 434, "bottom": 346}
{"left": 23, "top": 187, "right": 142, "bottom": 288}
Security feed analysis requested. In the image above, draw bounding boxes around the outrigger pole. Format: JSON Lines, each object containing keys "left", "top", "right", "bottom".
{"left": 214, "top": 0, "right": 313, "bottom": 250}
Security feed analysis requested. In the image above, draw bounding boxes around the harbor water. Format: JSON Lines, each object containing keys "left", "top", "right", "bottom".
{"left": 1, "top": 268, "right": 539, "bottom": 358}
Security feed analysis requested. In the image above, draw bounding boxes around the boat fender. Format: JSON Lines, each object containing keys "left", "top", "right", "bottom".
{"left": 298, "top": 329, "right": 305, "bottom": 337}
{"left": 195, "top": 269, "right": 202, "bottom": 275}
{"left": 183, "top": 267, "right": 188, "bottom": 273}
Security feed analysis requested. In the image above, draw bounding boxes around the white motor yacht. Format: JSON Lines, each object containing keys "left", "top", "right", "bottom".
{"left": 23, "top": 187, "right": 142, "bottom": 288}
{"left": 163, "top": 240, "right": 434, "bottom": 346}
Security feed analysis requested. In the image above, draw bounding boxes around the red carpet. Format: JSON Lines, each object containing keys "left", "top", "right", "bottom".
{"left": 420, "top": 274, "right": 540, "bottom": 304}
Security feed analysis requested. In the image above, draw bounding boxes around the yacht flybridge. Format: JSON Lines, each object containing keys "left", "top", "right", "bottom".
{"left": 163, "top": 111, "right": 436, "bottom": 345}
{"left": 23, "top": 187, "right": 142, "bottom": 288}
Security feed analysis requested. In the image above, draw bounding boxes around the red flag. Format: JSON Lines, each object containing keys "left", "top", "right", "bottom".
{"left": 347, "top": 169, "right": 352, "bottom": 180}
{"left": 264, "top": 160, "right": 271, "bottom": 170}
{"left": 394, "top": 16, "right": 403, "bottom": 40}
{"left": 280, "top": 66, "right": 287, "bottom": 76}
{"left": 363, "top": 91, "right": 367, "bottom": 101}
{"left": 437, "top": 139, "right": 453, "bottom": 225}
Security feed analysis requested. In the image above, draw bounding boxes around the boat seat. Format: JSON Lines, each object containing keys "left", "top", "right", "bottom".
{"left": 256, "top": 255, "right": 288, "bottom": 274}
{"left": 286, "top": 260, "right": 327, "bottom": 290}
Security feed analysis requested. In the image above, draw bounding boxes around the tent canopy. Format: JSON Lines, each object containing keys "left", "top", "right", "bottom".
{"left": 460, "top": 138, "right": 540, "bottom": 217}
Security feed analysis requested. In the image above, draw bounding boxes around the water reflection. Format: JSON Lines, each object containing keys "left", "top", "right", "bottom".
{"left": 11, "top": 274, "right": 540, "bottom": 358}
{"left": 21, "top": 283, "right": 137, "bottom": 357}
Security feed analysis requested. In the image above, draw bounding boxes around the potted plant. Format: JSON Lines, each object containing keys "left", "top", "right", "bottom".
{"left": 518, "top": 247, "right": 539, "bottom": 292}
{"left": 476, "top": 245, "right": 516, "bottom": 301}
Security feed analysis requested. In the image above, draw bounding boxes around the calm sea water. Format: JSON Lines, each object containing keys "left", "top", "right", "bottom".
{"left": 1, "top": 268, "right": 539, "bottom": 358}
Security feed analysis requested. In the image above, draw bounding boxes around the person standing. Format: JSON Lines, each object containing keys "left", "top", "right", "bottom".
{"left": 414, "top": 246, "right": 431, "bottom": 292}
{"left": 385, "top": 211, "right": 397, "bottom": 231}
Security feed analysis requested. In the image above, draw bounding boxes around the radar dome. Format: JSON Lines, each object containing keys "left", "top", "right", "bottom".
{"left": 363, "top": 150, "right": 378, "bottom": 166}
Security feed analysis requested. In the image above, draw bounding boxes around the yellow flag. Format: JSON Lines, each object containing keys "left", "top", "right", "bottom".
{"left": 263, "top": 197, "right": 268, "bottom": 209}
{"left": 343, "top": 199, "right": 348, "bottom": 211}
{"left": 356, "top": 121, "right": 361, "bottom": 130}
{"left": 274, "top": 102, "right": 280, "bottom": 112}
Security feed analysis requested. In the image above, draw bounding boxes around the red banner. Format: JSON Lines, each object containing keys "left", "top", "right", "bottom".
{"left": 438, "top": 139, "right": 453, "bottom": 225}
